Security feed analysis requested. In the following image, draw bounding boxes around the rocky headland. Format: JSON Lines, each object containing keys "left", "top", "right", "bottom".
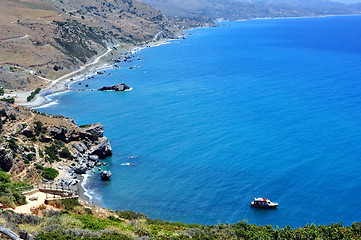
{"left": 0, "top": 102, "right": 112, "bottom": 190}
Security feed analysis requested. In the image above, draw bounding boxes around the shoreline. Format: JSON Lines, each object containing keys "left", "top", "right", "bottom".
{"left": 17, "top": 37, "right": 177, "bottom": 109}
{"left": 20, "top": 13, "right": 359, "bottom": 109}
{"left": 20, "top": 37, "right": 178, "bottom": 204}
{"left": 17, "top": 13, "right": 361, "bottom": 209}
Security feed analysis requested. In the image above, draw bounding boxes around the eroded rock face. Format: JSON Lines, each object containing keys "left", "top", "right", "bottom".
{"left": 84, "top": 123, "right": 104, "bottom": 138}
{"left": 0, "top": 148, "right": 14, "bottom": 172}
{"left": 47, "top": 126, "right": 69, "bottom": 142}
{"left": 73, "top": 142, "right": 88, "bottom": 153}
{"left": 90, "top": 137, "right": 112, "bottom": 159}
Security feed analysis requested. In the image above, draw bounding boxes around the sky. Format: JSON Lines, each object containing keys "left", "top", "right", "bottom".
{"left": 334, "top": 0, "right": 361, "bottom": 3}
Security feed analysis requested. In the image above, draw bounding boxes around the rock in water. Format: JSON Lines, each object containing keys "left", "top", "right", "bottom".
{"left": 100, "top": 170, "right": 111, "bottom": 180}
{"left": 90, "top": 137, "right": 112, "bottom": 159}
{"left": 98, "top": 83, "right": 130, "bottom": 91}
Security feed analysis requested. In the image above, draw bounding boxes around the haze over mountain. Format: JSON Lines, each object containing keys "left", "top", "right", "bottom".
{"left": 139, "top": 0, "right": 361, "bottom": 20}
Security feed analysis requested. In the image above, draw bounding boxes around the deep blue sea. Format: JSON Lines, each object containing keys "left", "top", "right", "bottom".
{"left": 38, "top": 15, "right": 361, "bottom": 227}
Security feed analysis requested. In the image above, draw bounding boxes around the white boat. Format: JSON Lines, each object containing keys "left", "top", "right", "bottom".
{"left": 250, "top": 198, "right": 278, "bottom": 208}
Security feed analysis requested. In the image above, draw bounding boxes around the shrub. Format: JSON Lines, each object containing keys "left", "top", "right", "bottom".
{"left": 76, "top": 214, "right": 109, "bottom": 231}
{"left": 0, "top": 98, "right": 15, "bottom": 104}
{"left": 59, "top": 147, "right": 73, "bottom": 159}
{"left": 0, "top": 171, "right": 11, "bottom": 183}
{"left": 9, "top": 113, "right": 16, "bottom": 120}
{"left": 79, "top": 124, "right": 92, "bottom": 128}
{"left": 8, "top": 138, "right": 18, "bottom": 151}
{"left": 61, "top": 198, "right": 82, "bottom": 211}
{"left": 27, "top": 88, "right": 41, "bottom": 102}
{"left": 117, "top": 210, "right": 147, "bottom": 220}
{"left": 41, "top": 167, "right": 59, "bottom": 180}
{"left": 34, "top": 121, "right": 44, "bottom": 134}
{"left": 44, "top": 145, "right": 60, "bottom": 162}
{"left": 27, "top": 153, "right": 35, "bottom": 161}
{"left": 0, "top": 195, "right": 16, "bottom": 208}
{"left": 0, "top": 171, "right": 28, "bottom": 207}
{"left": 29, "top": 136, "right": 37, "bottom": 142}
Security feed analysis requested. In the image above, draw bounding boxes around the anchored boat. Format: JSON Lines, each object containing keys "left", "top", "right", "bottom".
{"left": 251, "top": 198, "right": 278, "bottom": 208}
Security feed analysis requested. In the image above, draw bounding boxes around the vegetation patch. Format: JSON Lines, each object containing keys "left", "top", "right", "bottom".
{"left": 0, "top": 98, "right": 15, "bottom": 104}
{"left": 117, "top": 210, "right": 147, "bottom": 220}
{"left": 0, "top": 170, "right": 29, "bottom": 208}
{"left": 35, "top": 165, "right": 59, "bottom": 180}
{"left": 27, "top": 88, "right": 41, "bottom": 102}
{"left": 48, "top": 198, "right": 82, "bottom": 212}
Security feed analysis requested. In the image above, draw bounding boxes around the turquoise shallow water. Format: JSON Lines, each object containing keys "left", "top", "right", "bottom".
{"left": 39, "top": 15, "right": 361, "bottom": 227}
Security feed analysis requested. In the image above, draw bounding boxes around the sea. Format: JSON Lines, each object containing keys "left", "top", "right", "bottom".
{"left": 38, "top": 15, "right": 361, "bottom": 227}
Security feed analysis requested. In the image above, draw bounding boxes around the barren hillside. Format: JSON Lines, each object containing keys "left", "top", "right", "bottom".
{"left": 0, "top": 0, "right": 179, "bottom": 91}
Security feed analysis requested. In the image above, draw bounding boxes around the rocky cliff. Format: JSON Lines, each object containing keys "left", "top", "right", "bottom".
{"left": 0, "top": 102, "right": 113, "bottom": 185}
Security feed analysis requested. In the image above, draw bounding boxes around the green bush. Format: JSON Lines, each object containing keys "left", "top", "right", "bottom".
{"left": 27, "top": 153, "right": 35, "bottom": 161}
{"left": 41, "top": 167, "right": 59, "bottom": 180}
{"left": 79, "top": 124, "right": 92, "bottom": 128}
{"left": 61, "top": 198, "right": 82, "bottom": 211}
{"left": 117, "top": 210, "right": 147, "bottom": 220}
{"left": 0, "top": 195, "right": 16, "bottom": 208}
{"left": 0, "top": 170, "right": 27, "bottom": 207}
{"left": 59, "top": 147, "right": 73, "bottom": 159}
{"left": 27, "top": 88, "right": 41, "bottom": 102}
{"left": 0, "top": 171, "right": 11, "bottom": 183}
{"left": 34, "top": 121, "right": 44, "bottom": 134}
{"left": 8, "top": 138, "right": 18, "bottom": 151}
{"left": 76, "top": 214, "right": 109, "bottom": 231}
{"left": 9, "top": 113, "right": 16, "bottom": 120}
{"left": 0, "top": 98, "right": 15, "bottom": 104}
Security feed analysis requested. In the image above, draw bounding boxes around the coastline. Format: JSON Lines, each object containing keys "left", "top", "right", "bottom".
{"left": 17, "top": 37, "right": 177, "bottom": 109}
{"left": 19, "top": 36, "right": 180, "bottom": 204}
{"left": 17, "top": 13, "right": 361, "bottom": 212}
{"left": 21, "top": 13, "right": 359, "bottom": 109}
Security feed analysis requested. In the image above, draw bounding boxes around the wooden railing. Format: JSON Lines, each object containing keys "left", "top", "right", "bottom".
{"left": 22, "top": 182, "right": 79, "bottom": 201}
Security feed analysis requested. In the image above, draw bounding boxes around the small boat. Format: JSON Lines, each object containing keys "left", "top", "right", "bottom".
{"left": 251, "top": 198, "right": 278, "bottom": 208}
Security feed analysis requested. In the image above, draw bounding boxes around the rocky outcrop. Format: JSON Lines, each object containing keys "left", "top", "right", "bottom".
{"left": 0, "top": 148, "right": 14, "bottom": 172}
{"left": 90, "top": 137, "right": 112, "bottom": 159}
{"left": 21, "top": 126, "right": 37, "bottom": 137}
{"left": 100, "top": 170, "right": 111, "bottom": 180}
{"left": 72, "top": 142, "right": 88, "bottom": 153}
{"left": 83, "top": 123, "right": 104, "bottom": 138}
{"left": 88, "top": 155, "right": 99, "bottom": 161}
{"left": 99, "top": 83, "right": 130, "bottom": 92}
{"left": 39, "top": 135, "right": 52, "bottom": 143}
{"left": 73, "top": 164, "right": 88, "bottom": 174}
{"left": 47, "top": 126, "right": 69, "bottom": 142}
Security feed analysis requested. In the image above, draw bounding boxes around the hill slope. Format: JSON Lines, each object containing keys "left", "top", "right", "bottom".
{"left": 0, "top": 0, "right": 179, "bottom": 90}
